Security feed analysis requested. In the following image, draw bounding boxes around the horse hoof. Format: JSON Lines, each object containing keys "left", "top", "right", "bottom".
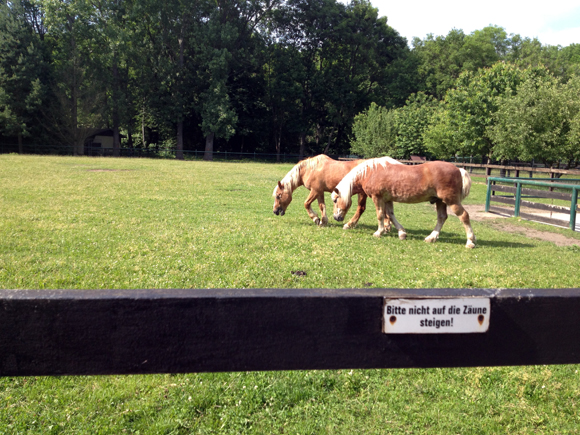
{"left": 466, "top": 241, "right": 476, "bottom": 249}
{"left": 343, "top": 223, "right": 352, "bottom": 230}
{"left": 398, "top": 231, "right": 407, "bottom": 240}
{"left": 373, "top": 231, "right": 383, "bottom": 238}
{"left": 425, "top": 236, "right": 437, "bottom": 243}
{"left": 313, "top": 217, "right": 320, "bottom": 225}
{"left": 320, "top": 217, "right": 328, "bottom": 226}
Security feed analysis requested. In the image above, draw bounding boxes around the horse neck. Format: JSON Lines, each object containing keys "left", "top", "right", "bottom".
{"left": 294, "top": 167, "right": 306, "bottom": 190}
{"left": 284, "top": 165, "right": 305, "bottom": 193}
{"left": 350, "top": 174, "right": 365, "bottom": 195}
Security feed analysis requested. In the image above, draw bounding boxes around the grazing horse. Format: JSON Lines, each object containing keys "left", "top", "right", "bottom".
{"left": 331, "top": 157, "right": 476, "bottom": 248}
{"left": 273, "top": 155, "right": 400, "bottom": 228}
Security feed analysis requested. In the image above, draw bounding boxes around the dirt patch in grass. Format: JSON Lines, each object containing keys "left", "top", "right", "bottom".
{"left": 463, "top": 204, "right": 580, "bottom": 247}
{"left": 462, "top": 204, "right": 509, "bottom": 221}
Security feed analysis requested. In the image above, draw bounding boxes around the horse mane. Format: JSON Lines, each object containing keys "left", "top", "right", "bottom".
{"left": 335, "top": 156, "right": 401, "bottom": 202}
{"left": 273, "top": 155, "right": 327, "bottom": 196}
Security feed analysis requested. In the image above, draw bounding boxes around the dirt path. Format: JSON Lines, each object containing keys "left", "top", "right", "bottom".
{"left": 463, "top": 205, "right": 580, "bottom": 247}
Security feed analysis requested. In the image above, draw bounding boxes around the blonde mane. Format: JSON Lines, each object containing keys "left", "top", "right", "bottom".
{"left": 334, "top": 156, "right": 401, "bottom": 202}
{"left": 273, "top": 155, "right": 327, "bottom": 196}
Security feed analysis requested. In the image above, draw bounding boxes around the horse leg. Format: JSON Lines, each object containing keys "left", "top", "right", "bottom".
{"left": 450, "top": 203, "right": 476, "bottom": 249}
{"left": 317, "top": 195, "right": 328, "bottom": 226}
{"left": 344, "top": 193, "right": 367, "bottom": 230}
{"left": 385, "top": 201, "right": 406, "bottom": 240}
{"left": 371, "top": 196, "right": 388, "bottom": 237}
{"left": 304, "top": 190, "right": 321, "bottom": 225}
{"left": 425, "top": 200, "right": 448, "bottom": 243}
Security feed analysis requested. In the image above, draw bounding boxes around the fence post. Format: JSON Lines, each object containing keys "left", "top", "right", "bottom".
{"left": 571, "top": 188, "right": 578, "bottom": 231}
{"left": 514, "top": 182, "right": 522, "bottom": 217}
{"left": 485, "top": 178, "right": 492, "bottom": 212}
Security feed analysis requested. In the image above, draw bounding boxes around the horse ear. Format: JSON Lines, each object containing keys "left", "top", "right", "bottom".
{"left": 278, "top": 181, "right": 283, "bottom": 190}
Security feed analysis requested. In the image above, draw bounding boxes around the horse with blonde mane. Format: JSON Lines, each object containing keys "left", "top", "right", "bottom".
{"left": 331, "top": 157, "right": 476, "bottom": 248}
{"left": 273, "top": 155, "right": 400, "bottom": 228}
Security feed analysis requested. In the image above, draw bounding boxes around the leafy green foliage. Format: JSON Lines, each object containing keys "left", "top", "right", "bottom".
{"left": 424, "top": 62, "right": 551, "bottom": 160}
{"left": 490, "top": 74, "right": 580, "bottom": 165}
{"left": 0, "top": 1, "right": 47, "bottom": 144}
{"left": 2, "top": 2, "right": 580, "bottom": 162}
{"left": 351, "top": 94, "right": 437, "bottom": 159}
{"left": 350, "top": 102, "right": 397, "bottom": 158}
{"left": 412, "top": 26, "right": 506, "bottom": 99}
{"left": 394, "top": 92, "right": 437, "bottom": 158}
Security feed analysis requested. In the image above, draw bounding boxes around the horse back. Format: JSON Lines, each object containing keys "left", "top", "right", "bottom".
{"left": 303, "top": 158, "right": 366, "bottom": 192}
{"left": 364, "top": 161, "right": 464, "bottom": 204}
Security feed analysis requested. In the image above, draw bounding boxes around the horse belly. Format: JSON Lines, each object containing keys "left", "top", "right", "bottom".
{"left": 382, "top": 183, "right": 437, "bottom": 204}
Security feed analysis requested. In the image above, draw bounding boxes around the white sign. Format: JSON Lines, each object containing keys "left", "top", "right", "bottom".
{"left": 383, "top": 298, "right": 490, "bottom": 334}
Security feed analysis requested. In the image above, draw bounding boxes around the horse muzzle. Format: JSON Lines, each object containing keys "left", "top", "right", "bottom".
{"left": 273, "top": 208, "right": 285, "bottom": 216}
{"left": 333, "top": 212, "right": 344, "bottom": 222}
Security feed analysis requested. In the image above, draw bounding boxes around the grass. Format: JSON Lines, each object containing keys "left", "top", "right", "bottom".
{"left": 1, "top": 154, "right": 580, "bottom": 434}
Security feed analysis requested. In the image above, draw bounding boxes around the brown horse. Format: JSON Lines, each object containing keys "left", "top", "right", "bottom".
{"left": 273, "top": 155, "right": 400, "bottom": 228}
{"left": 331, "top": 157, "right": 476, "bottom": 248}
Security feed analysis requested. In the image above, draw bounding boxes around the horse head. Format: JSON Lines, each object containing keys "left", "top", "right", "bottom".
{"left": 331, "top": 188, "right": 352, "bottom": 222}
{"left": 273, "top": 181, "right": 292, "bottom": 216}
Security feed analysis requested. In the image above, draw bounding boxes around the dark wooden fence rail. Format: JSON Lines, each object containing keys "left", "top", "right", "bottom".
{"left": 2, "top": 288, "right": 580, "bottom": 377}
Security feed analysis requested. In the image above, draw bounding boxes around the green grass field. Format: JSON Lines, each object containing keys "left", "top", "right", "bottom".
{"left": 1, "top": 155, "right": 580, "bottom": 434}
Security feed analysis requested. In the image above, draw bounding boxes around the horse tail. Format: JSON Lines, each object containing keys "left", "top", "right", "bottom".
{"left": 459, "top": 168, "right": 471, "bottom": 200}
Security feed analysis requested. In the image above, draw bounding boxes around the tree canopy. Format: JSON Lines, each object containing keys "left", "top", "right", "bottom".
{"left": 1, "top": 2, "right": 579, "bottom": 165}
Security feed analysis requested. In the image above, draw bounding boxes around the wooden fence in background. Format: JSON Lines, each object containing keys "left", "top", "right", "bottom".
{"left": 399, "top": 160, "right": 580, "bottom": 180}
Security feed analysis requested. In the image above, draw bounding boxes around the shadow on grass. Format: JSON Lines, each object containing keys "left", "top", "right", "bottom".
{"left": 348, "top": 225, "right": 536, "bottom": 249}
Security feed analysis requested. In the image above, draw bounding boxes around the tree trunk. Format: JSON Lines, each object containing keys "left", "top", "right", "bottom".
{"left": 323, "top": 124, "right": 336, "bottom": 155}
{"left": 204, "top": 132, "right": 214, "bottom": 161}
{"left": 112, "top": 53, "right": 120, "bottom": 157}
{"left": 127, "top": 125, "right": 133, "bottom": 149}
{"left": 75, "top": 137, "right": 84, "bottom": 156}
{"left": 113, "top": 126, "right": 121, "bottom": 157}
{"left": 275, "top": 127, "right": 282, "bottom": 163}
{"left": 69, "top": 16, "right": 81, "bottom": 156}
{"left": 176, "top": 121, "right": 184, "bottom": 160}
{"left": 176, "top": 36, "right": 185, "bottom": 161}
{"left": 299, "top": 132, "right": 306, "bottom": 160}
{"left": 141, "top": 105, "right": 147, "bottom": 148}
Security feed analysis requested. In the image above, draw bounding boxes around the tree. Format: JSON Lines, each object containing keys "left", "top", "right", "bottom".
{"left": 318, "top": 0, "right": 410, "bottom": 155}
{"left": 394, "top": 92, "right": 437, "bottom": 158}
{"left": 490, "top": 74, "right": 580, "bottom": 166}
{"left": 412, "top": 26, "right": 511, "bottom": 99}
{"left": 0, "top": 0, "right": 48, "bottom": 152}
{"left": 197, "top": 0, "right": 278, "bottom": 161}
{"left": 350, "top": 102, "right": 397, "bottom": 158}
{"left": 89, "top": 0, "right": 137, "bottom": 157}
{"left": 131, "top": 0, "right": 200, "bottom": 160}
{"left": 350, "top": 93, "right": 436, "bottom": 159}
{"left": 424, "top": 62, "right": 549, "bottom": 160}
{"left": 557, "top": 44, "right": 580, "bottom": 80}
{"left": 43, "top": 0, "right": 108, "bottom": 155}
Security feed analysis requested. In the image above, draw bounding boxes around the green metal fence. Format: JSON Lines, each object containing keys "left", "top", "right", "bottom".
{"left": 485, "top": 177, "right": 580, "bottom": 231}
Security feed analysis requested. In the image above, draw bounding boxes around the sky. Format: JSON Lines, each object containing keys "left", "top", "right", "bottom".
{"left": 364, "top": 0, "right": 580, "bottom": 47}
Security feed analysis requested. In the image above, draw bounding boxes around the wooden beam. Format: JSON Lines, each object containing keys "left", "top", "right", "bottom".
{"left": 2, "top": 288, "right": 580, "bottom": 376}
